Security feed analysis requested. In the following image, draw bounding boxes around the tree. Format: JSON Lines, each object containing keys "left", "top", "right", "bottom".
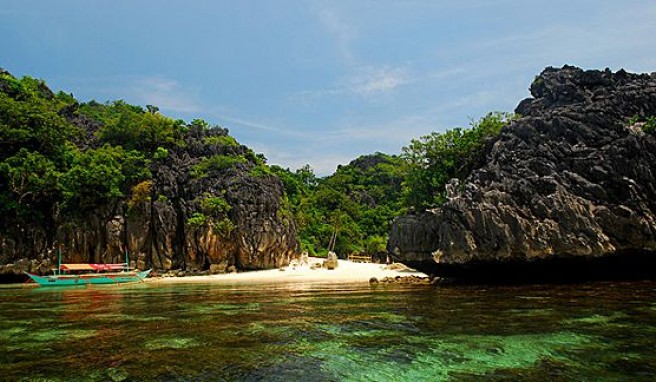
{"left": 60, "top": 145, "right": 150, "bottom": 212}
{"left": 402, "top": 112, "right": 514, "bottom": 209}
{"left": 0, "top": 149, "right": 61, "bottom": 221}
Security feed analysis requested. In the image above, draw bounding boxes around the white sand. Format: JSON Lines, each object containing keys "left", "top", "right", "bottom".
{"left": 145, "top": 257, "right": 426, "bottom": 285}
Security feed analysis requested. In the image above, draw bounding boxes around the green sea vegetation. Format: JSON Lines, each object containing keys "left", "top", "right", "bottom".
{"left": 181, "top": 302, "right": 261, "bottom": 316}
{"left": 0, "top": 326, "right": 98, "bottom": 351}
{"left": 145, "top": 336, "right": 200, "bottom": 350}
{"left": 304, "top": 331, "right": 596, "bottom": 381}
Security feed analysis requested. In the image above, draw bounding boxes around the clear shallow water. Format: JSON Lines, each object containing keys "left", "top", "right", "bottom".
{"left": 1, "top": 280, "right": 656, "bottom": 381}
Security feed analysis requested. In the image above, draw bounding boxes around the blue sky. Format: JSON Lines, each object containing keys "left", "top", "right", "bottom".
{"left": 1, "top": 1, "right": 655, "bottom": 175}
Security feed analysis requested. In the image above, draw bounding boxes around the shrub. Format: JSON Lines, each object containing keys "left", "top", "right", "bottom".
{"left": 203, "top": 135, "right": 239, "bottom": 147}
{"left": 128, "top": 180, "right": 153, "bottom": 209}
{"left": 644, "top": 116, "right": 656, "bottom": 134}
{"left": 190, "top": 155, "right": 247, "bottom": 178}
{"left": 186, "top": 212, "right": 207, "bottom": 226}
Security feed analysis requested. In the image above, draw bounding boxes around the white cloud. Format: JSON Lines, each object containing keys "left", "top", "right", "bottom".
{"left": 292, "top": 65, "right": 411, "bottom": 103}
{"left": 344, "top": 66, "right": 411, "bottom": 97}
{"left": 316, "top": 4, "right": 357, "bottom": 65}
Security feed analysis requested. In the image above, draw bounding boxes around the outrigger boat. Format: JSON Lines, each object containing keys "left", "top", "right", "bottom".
{"left": 24, "top": 249, "right": 151, "bottom": 287}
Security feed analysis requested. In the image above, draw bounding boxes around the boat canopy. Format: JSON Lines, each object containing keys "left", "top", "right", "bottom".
{"left": 60, "top": 264, "right": 127, "bottom": 271}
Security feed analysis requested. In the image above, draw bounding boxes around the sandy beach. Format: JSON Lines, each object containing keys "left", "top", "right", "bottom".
{"left": 146, "top": 257, "right": 426, "bottom": 285}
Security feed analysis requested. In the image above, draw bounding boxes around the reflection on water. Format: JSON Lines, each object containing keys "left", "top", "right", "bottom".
{"left": 1, "top": 280, "right": 656, "bottom": 381}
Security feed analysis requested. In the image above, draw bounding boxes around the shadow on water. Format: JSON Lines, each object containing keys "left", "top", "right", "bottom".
{"left": 0, "top": 272, "right": 28, "bottom": 284}
{"left": 424, "top": 250, "right": 656, "bottom": 286}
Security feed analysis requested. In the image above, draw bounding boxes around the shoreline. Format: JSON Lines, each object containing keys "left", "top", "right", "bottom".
{"left": 145, "top": 257, "right": 427, "bottom": 285}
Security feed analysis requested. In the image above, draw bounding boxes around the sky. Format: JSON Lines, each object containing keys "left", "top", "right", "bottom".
{"left": 1, "top": 1, "right": 655, "bottom": 175}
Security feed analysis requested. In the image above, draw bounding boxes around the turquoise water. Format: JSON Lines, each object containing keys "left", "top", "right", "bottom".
{"left": 1, "top": 280, "right": 656, "bottom": 381}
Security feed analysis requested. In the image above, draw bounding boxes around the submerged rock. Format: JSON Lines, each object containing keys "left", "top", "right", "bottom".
{"left": 389, "top": 66, "right": 656, "bottom": 281}
{"left": 372, "top": 275, "right": 433, "bottom": 285}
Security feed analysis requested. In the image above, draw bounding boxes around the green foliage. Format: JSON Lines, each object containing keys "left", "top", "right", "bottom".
{"left": 189, "top": 118, "right": 211, "bottom": 130}
{"left": 0, "top": 74, "right": 57, "bottom": 102}
{"left": 0, "top": 72, "right": 24, "bottom": 96}
{"left": 0, "top": 88, "right": 78, "bottom": 163}
{"left": 153, "top": 147, "right": 169, "bottom": 160}
{"left": 0, "top": 149, "right": 61, "bottom": 219}
{"left": 190, "top": 155, "right": 247, "bottom": 178}
{"left": 645, "top": 117, "right": 656, "bottom": 134}
{"left": 61, "top": 148, "right": 124, "bottom": 210}
{"left": 199, "top": 194, "right": 231, "bottom": 216}
{"left": 79, "top": 100, "right": 185, "bottom": 153}
{"left": 60, "top": 145, "right": 151, "bottom": 211}
{"left": 532, "top": 75, "right": 544, "bottom": 87}
{"left": 402, "top": 112, "right": 514, "bottom": 209}
{"left": 273, "top": 153, "right": 406, "bottom": 257}
{"left": 213, "top": 218, "right": 236, "bottom": 236}
{"left": 186, "top": 212, "right": 207, "bottom": 226}
{"left": 250, "top": 164, "right": 272, "bottom": 178}
{"left": 203, "top": 135, "right": 239, "bottom": 147}
{"left": 128, "top": 180, "right": 153, "bottom": 209}
{"left": 365, "top": 235, "right": 387, "bottom": 255}
{"left": 0, "top": 74, "right": 80, "bottom": 222}
{"left": 628, "top": 115, "right": 642, "bottom": 126}
{"left": 629, "top": 115, "right": 656, "bottom": 134}
{"left": 190, "top": 193, "right": 235, "bottom": 235}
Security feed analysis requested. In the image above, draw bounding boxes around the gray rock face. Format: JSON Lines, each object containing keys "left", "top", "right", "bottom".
{"left": 389, "top": 66, "right": 656, "bottom": 278}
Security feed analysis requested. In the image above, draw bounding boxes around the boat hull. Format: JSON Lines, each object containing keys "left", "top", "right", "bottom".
{"left": 25, "top": 270, "right": 152, "bottom": 287}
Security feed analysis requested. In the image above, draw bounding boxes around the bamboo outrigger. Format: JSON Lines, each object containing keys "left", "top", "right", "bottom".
{"left": 24, "top": 248, "right": 151, "bottom": 287}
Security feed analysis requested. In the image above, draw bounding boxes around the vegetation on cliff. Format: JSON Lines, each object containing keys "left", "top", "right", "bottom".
{"left": 402, "top": 112, "right": 515, "bottom": 209}
{"left": 0, "top": 69, "right": 297, "bottom": 271}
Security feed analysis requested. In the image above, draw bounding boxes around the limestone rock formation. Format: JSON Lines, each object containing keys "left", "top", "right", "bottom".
{"left": 0, "top": 72, "right": 298, "bottom": 278}
{"left": 389, "top": 66, "right": 656, "bottom": 280}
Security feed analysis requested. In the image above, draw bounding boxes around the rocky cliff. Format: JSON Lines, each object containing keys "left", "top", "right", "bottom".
{"left": 389, "top": 66, "right": 656, "bottom": 281}
{"left": 0, "top": 70, "right": 297, "bottom": 279}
